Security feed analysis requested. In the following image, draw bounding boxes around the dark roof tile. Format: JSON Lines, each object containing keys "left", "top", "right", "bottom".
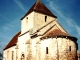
{"left": 21, "top": 1, "right": 57, "bottom": 20}
{"left": 41, "top": 29, "right": 77, "bottom": 41}
{"left": 4, "top": 31, "right": 21, "bottom": 50}
{"left": 43, "top": 29, "right": 69, "bottom": 37}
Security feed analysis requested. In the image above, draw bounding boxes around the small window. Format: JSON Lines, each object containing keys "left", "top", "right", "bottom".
{"left": 45, "top": 16, "right": 47, "bottom": 22}
{"left": 46, "top": 47, "right": 48, "bottom": 54}
{"left": 21, "top": 54, "right": 25, "bottom": 60}
{"left": 69, "top": 46, "right": 71, "bottom": 51}
{"left": 26, "top": 17, "right": 28, "bottom": 19}
{"left": 12, "top": 51, "right": 14, "bottom": 60}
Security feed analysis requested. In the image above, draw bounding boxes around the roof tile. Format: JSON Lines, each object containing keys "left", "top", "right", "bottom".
{"left": 4, "top": 31, "right": 21, "bottom": 50}
{"left": 41, "top": 29, "right": 77, "bottom": 41}
{"left": 43, "top": 29, "right": 69, "bottom": 37}
{"left": 21, "top": 1, "right": 57, "bottom": 20}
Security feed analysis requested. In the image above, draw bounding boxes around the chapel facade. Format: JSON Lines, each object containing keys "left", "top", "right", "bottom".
{"left": 3, "top": 0, "right": 78, "bottom": 60}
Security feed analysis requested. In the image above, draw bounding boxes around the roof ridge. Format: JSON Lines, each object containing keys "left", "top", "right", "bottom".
{"left": 3, "top": 31, "right": 21, "bottom": 50}
{"left": 43, "top": 29, "right": 69, "bottom": 37}
{"left": 36, "top": 0, "right": 41, "bottom": 2}
{"left": 21, "top": 1, "right": 57, "bottom": 20}
{"left": 40, "top": 29, "right": 77, "bottom": 41}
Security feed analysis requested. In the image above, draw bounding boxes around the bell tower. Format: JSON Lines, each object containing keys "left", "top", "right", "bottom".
{"left": 21, "top": 0, "right": 57, "bottom": 34}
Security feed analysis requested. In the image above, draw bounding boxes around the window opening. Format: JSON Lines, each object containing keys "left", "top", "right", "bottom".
{"left": 26, "top": 17, "right": 28, "bottom": 19}
{"left": 46, "top": 47, "right": 48, "bottom": 54}
{"left": 21, "top": 54, "right": 25, "bottom": 60}
{"left": 45, "top": 16, "right": 47, "bottom": 22}
{"left": 69, "top": 46, "right": 71, "bottom": 51}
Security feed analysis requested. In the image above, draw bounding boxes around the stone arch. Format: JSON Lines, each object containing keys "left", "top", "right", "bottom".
{"left": 21, "top": 53, "right": 25, "bottom": 60}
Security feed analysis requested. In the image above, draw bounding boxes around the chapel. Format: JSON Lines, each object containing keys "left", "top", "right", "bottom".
{"left": 3, "top": 0, "right": 78, "bottom": 60}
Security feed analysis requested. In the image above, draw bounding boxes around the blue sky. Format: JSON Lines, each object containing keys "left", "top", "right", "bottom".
{"left": 0, "top": 0, "right": 80, "bottom": 52}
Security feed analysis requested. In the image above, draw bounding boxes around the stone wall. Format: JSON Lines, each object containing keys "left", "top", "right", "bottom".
{"left": 3, "top": 36, "right": 77, "bottom": 60}
{"left": 17, "top": 36, "right": 77, "bottom": 60}
{"left": 38, "top": 37, "right": 77, "bottom": 60}
{"left": 3, "top": 46, "right": 16, "bottom": 60}
{"left": 21, "top": 12, "right": 35, "bottom": 34}
{"left": 78, "top": 52, "right": 80, "bottom": 60}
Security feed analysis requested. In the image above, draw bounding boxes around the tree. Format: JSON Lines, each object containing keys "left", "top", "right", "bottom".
{"left": 0, "top": 53, "right": 2, "bottom": 60}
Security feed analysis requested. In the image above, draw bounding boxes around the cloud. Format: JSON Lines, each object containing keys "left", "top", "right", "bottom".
{"left": 2, "top": 18, "right": 20, "bottom": 31}
{"left": 0, "top": 17, "right": 21, "bottom": 51}
{"left": 65, "top": 18, "right": 80, "bottom": 36}
{"left": 13, "top": 0, "right": 26, "bottom": 12}
{"left": 0, "top": 14, "right": 9, "bottom": 21}
{"left": 0, "top": 14, "right": 16, "bottom": 30}
{"left": 74, "top": 25, "right": 80, "bottom": 36}
{"left": 47, "top": 0, "right": 80, "bottom": 36}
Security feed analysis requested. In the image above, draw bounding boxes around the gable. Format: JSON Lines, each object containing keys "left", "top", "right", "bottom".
{"left": 36, "top": 20, "right": 68, "bottom": 36}
{"left": 39, "top": 21, "right": 77, "bottom": 41}
{"left": 43, "top": 29, "right": 69, "bottom": 37}
{"left": 3, "top": 31, "right": 21, "bottom": 50}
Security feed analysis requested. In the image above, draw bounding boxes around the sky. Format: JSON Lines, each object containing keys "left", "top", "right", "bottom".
{"left": 0, "top": 0, "right": 80, "bottom": 52}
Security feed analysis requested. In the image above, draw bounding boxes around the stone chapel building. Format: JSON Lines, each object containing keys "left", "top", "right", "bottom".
{"left": 3, "top": 0, "right": 78, "bottom": 60}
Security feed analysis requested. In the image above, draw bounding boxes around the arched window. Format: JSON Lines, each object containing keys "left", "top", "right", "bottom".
{"left": 26, "top": 17, "right": 28, "bottom": 19}
{"left": 21, "top": 54, "right": 25, "bottom": 60}
{"left": 69, "top": 46, "right": 71, "bottom": 51}
{"left": 46, "top": 47, "right": 48, "bottom": 54}
{"left": 45, "top": 16, "right": 47, "bottom": 22}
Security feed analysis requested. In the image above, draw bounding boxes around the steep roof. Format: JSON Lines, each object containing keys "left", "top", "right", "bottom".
{"left": 4, "top": 31, "right": 21, "bottom": 50}
{"left": 43, "top": 29, "right": 70, "bottom": 37}
{"left": 41, "top": 29, "right": 77, "bottom": 41}
{"left": 21, "top": 1, "right": 57, "bottom": 20}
